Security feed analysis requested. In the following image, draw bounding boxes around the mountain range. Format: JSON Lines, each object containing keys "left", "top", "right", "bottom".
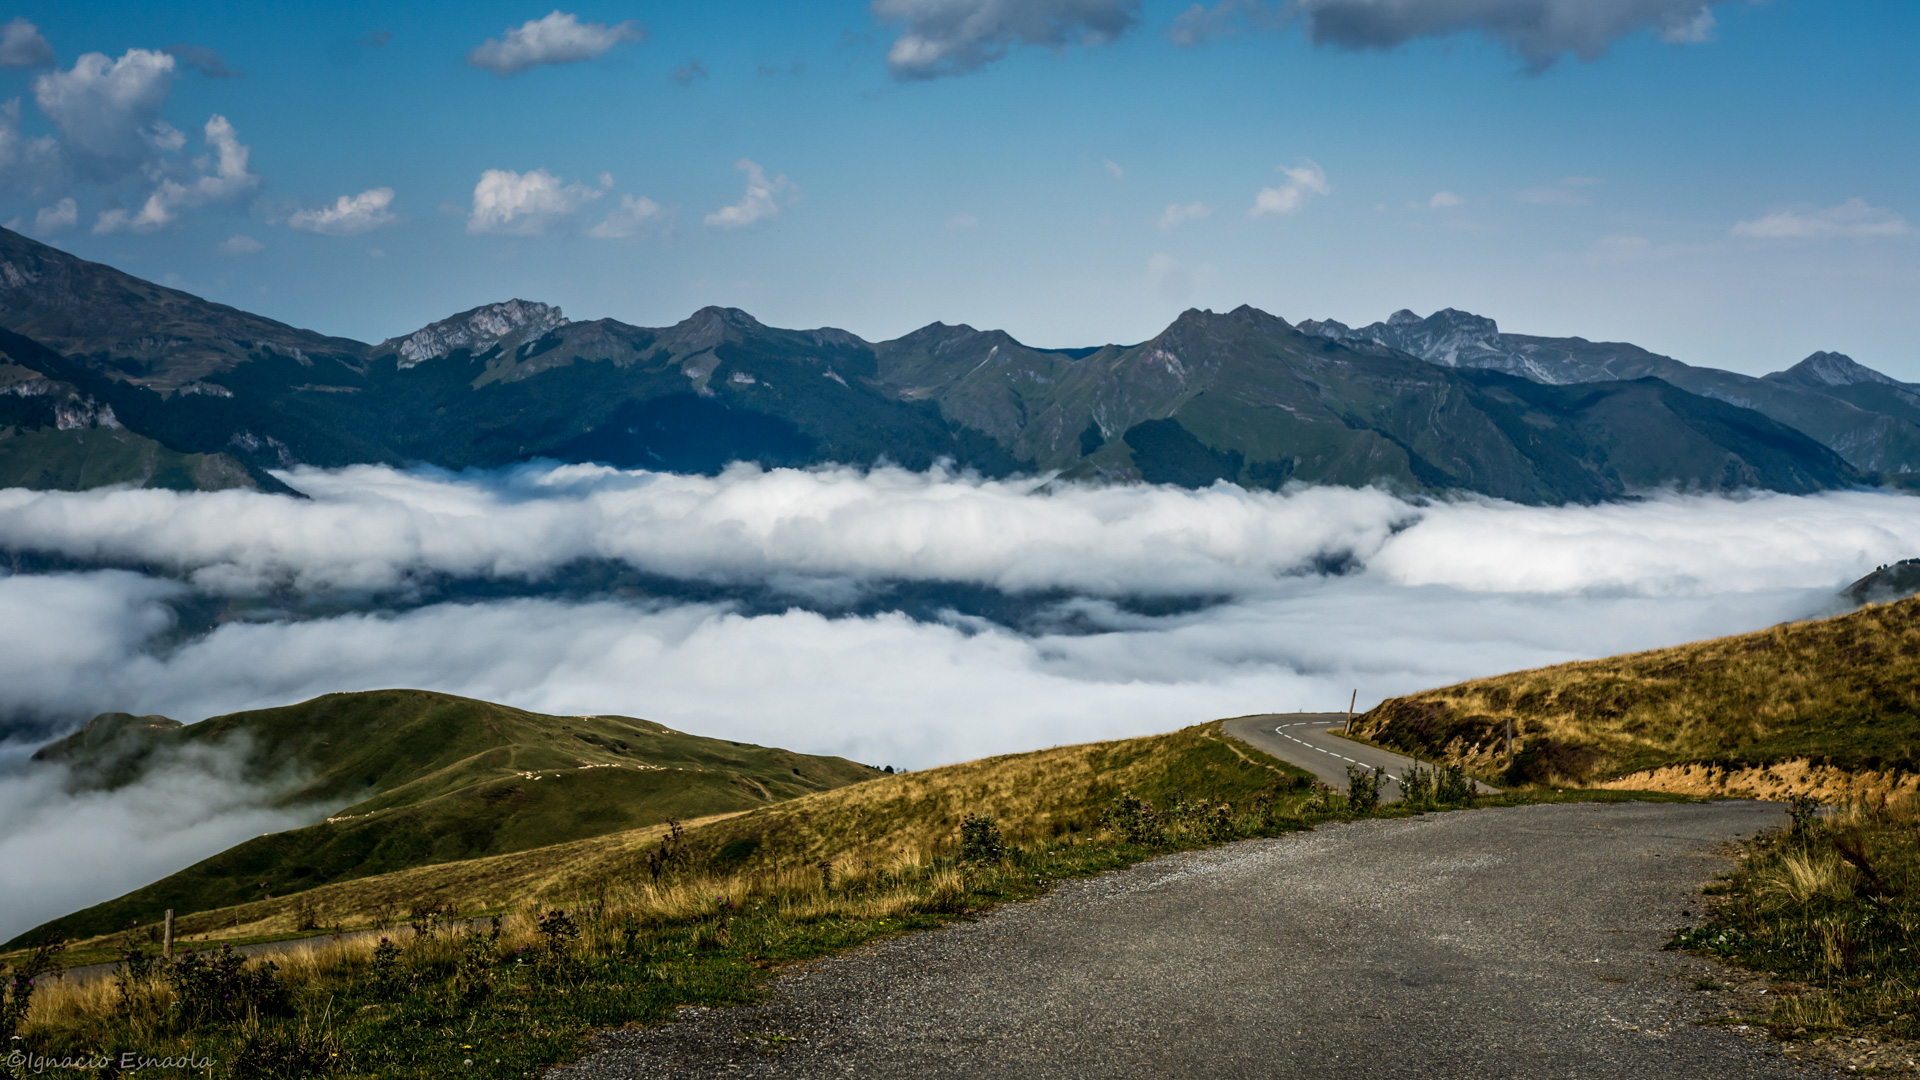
{"left": 2, "top": 226, "right": 1914, "bottom": 504}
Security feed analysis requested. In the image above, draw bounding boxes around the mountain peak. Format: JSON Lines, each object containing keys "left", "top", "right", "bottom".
{"left": 1386, "top": 309, "right": 1421, "bottom": 326}
{"left": 381, "top": 299, "right": 567, "bottom": 369}
{"left": 1766, "top": 351, "right": 1906, "bottom": 390}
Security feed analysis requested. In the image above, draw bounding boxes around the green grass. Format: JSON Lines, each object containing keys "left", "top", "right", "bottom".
{"left": 5, "top": 719, "right": 1689, "bottom": 1079}
{"left": 1354, "top": 595, "right": 1920, "bottom": 791}
{"left": 0, "top": 423, "right": 254, "bottom": 491}
{"left": 1671, "top": 797, "right": 1920, "bottom": 1043}
{"left": 15, "top": 691, "right": 879, "bottom": 948}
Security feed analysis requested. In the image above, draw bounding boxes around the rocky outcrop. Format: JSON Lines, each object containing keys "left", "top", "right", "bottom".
{"left": 378, "top": 300, "right": 569, "bottom": 369}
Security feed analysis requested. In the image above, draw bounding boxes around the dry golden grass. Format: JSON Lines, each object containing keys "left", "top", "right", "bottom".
{"left": 1355, "top": 595, "right": 1920, "bottom": 792}
{"left": 18, "top": 720, "right": 1297, "bottom": 976}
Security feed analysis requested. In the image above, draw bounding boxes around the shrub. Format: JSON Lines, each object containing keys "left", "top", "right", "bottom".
{"left": 1788, "top": 793, "right": 1822, "bottom": 839}
{"left": 166, "top": 944, "right": 292, "bottom": 1026}
{"left": 367, "top": 937, "right": 404, "bottom": 999}
{"left": 0, "top": 934, "right": 63, "bottom": 1042}
{"left": 1436, "top": 763, "right": 1477, "bottom": 807}
{"left": 959, "top": 813, "right": 1008, "bottom": 864}
{"left": 1399, "top": 762, "right": 1436, "bottom": 808}
{"left": 1346, "top": 764, "right": 1385, "bottom": 814}
{"left": 1100, "top": 793, "right": 1165, "bottom": 846}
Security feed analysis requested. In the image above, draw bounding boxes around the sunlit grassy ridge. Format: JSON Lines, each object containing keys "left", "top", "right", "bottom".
{"left": 7, "top": 720, "right": 1320, "bottom": 1079}
{"left": 1353, "top": 595, "right": 1920, "bottom": 796}
{"left": 41, "top": 720, "right": 1306, "bottom": 957}
{"left": 15, "top": 690, "right": 877, "bottom": 948}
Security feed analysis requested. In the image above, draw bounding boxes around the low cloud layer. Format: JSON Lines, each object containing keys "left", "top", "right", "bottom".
{"left": 2, "top": 463, "right": 1916, "bottom": 933}
{"left": 0, "top": 739, "right": 319, "bottom": 942}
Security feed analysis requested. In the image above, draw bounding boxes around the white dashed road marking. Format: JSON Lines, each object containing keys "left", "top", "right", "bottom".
{"left": 1273, "top": 722, "right": 1398, "bottom": 782}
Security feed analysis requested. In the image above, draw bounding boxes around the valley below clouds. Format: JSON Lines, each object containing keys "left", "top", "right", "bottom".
{"left": 4, "top": 463, "right": 1920, "bottom": 937}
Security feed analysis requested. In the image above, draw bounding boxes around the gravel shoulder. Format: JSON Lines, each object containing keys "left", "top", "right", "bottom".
{"left": 553, "top": 800, "right": 1826, "bottom": 1079}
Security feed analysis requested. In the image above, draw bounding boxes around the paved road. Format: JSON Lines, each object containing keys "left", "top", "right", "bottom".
{"left": 1222, "top": 712, "right": 1500, "bottom": 800}
{"left": 555, "top": 801, "right": 1816, "bottom": 1079}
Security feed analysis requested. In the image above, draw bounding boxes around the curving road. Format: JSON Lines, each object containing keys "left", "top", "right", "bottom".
{"left": 554, "top": 801, "right": 1811, "bottom": 1079}
{"left": 1221, "top": 712, "right": 1501, "bottom": 800}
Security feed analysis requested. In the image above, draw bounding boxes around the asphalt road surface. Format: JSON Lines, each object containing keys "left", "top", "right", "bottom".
{"left": 554, "top": 800, "right": 1817, "bottom": 1079}
{"left": 1223, "top": 712, "right": 1502, "bottom": 800}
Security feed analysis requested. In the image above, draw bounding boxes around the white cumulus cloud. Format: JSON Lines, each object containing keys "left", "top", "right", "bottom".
{"left": 31, "top": 197, "right": 75, "bottom": 234}
{"left": 467, "top": 10, "right": 646, "bottom": 75}
{"left": 288, "top": 187, "right": 399, "bottom": 235}
{"left": 1732, "top": 198, "right": 1911, "bottom": 241}
{"left": 1250, "top": 159, "right": 1329, "bottom": 217}
{"left": 704, "top": 158, "right": 794, "bottom": 230}
{"left": 92, "top": 114, "right": 258, "bottom": 234}
{"left": 467, "top": 167, "right": 604, "bottom": 235}
{"left": 31, "top": 48, "right": 178, "bottom": 180}
{"left": 873, "top": 0, "right": 1141, "bottom": 79}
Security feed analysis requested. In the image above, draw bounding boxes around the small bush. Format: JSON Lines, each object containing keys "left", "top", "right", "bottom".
{"left": 1, "top": 934, "right": 63, "bottom": 1042}
{"left": 959, "top": 813, "right": 1008, "bottom": 864}
{"left": 1100, "top": 793, "right": 1165, "bottom": 846}
{"left": 1436, "top": 763, "right": 1477, "bottom": 807}
{"left": 1788, "top": 793, "right": 1822, "bottom": 839}
{"left": 1346, "top": 764, "right": 1384, "bottom": 815}
{"left": 1399, "top": 762, "right": 1436, "bottom": 808}
{"left": 166, "top": 944, "right": 293, "bottom": 1026}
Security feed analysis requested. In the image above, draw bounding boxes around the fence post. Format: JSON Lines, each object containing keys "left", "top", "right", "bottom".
{"left": 1346, "top": 689, "right": 1357, "bottom": 734}
{"left": 163, "top": 908, "right": 174, "bottom": 960}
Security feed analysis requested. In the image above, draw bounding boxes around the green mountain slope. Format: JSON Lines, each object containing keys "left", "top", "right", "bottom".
{"left": 1303, "top": 308, "right": 1920, "bottom": 475}
{"left": 13, "top": 690, "right": 877, "bottom": 946}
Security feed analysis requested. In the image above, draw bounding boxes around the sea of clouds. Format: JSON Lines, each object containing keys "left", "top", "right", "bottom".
{"left": 3, "top": 462, "right": 1919, "bottom": 940}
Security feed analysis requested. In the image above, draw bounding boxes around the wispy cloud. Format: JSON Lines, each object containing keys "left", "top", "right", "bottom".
{"left": 467, "top": 11, "right": 646, "bottom": 76}
{"left": 705, "top": 159, "right": 795, "bottom": 229}
{"left": 1732, "top": 198, "right": 1911, "bottom": 241}
{"left": 288, "top": 187, "right": 398, "bottom": 236}
{"left": 1250, "top": 160, "right": 1329, "bottom": 217}
{"left": 873, "top": 0, "right": 1141, "bottom": 80}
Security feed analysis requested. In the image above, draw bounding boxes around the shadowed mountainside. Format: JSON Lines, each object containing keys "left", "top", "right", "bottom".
{"left": 0, "top": 227, "right": 1898, "bottom": 503}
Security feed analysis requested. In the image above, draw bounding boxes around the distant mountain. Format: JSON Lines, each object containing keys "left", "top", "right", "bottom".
{"left": 0, "top": 227, "right": 1895, "bottom": 503}
{"left": 14, "top": 689, "right": 878, "bottom": 947}
{"left": 1301, "top": 308, "right": 1920, "bottom": 474}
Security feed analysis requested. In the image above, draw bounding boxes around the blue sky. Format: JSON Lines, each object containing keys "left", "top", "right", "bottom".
{"left": 2, "top": 0, "right": 1914, "bottom": 376}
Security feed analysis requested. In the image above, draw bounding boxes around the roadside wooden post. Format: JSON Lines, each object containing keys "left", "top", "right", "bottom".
{"left": 1345, "top": 689, "right": 1357, "bottom": 733}
{"left": 1504, "top": 719, "right": 1513, "bottom": 758}
{"left": 163, "top": 908, "right": 174, "bottom": 960}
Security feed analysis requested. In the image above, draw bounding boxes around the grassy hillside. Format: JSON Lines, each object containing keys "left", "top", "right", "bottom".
{"left": 10, "top": 721, "right": 1330, "bottom": 1080}
{"left": 45, "top": 721, "right": 1311, "bottom": 953}
{"left": 1354, "top": 595, "right": 1920, "bottom": 795}
{"left": 14, "top": 690, "right": 877, "bottom": 947}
